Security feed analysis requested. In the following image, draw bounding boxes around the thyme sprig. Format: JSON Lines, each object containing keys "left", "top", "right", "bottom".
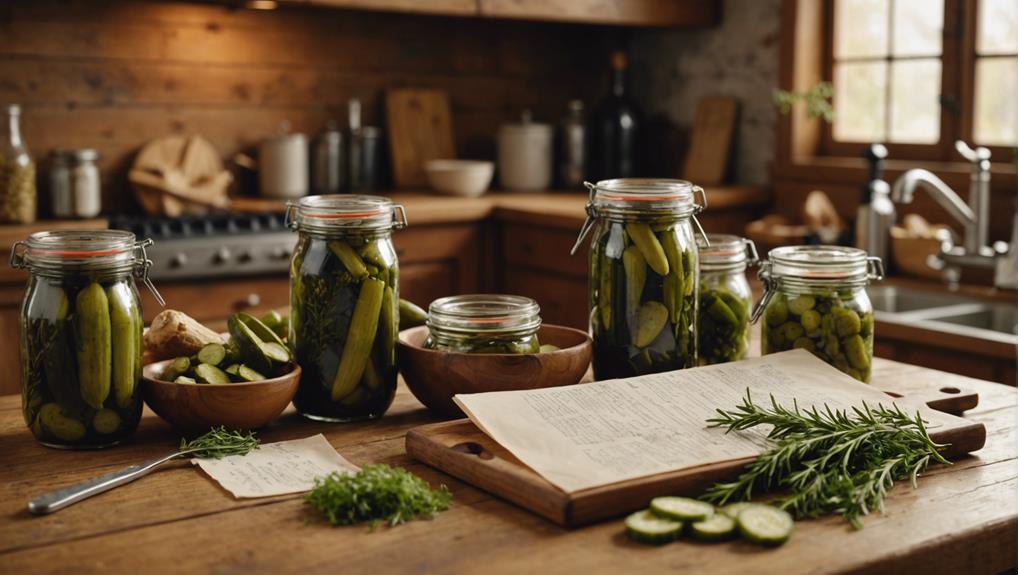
{"left": 701, "top": 391, "right": 950, "bottom": 529}
{"left": 180, "top": 426, "right": 260, "bottom": 459}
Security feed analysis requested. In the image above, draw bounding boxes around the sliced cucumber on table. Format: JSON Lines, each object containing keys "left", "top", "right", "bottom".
{"left": 737, "top": 505, "right": 794, "bottom": 547}
{"left": 624, "top": 510, "right": 683, "bottom": 544}
{"left": 649, "top": 496, "right": 715, "bottom": 522}
{"left": 690, "top": 514, "right": 737, "bottom": 542}
{"left": 718, "top": 502, "right": 754, "bottom": 520}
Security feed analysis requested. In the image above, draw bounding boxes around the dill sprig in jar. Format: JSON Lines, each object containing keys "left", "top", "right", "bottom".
{"left": 697, "top": 234, "right": 758, "bottom": 365}
{"left": 424, "top": 294, "right": 542, "bottom": 354}
{"left": 752, "top": 245, "right": 884, "bottom": 382}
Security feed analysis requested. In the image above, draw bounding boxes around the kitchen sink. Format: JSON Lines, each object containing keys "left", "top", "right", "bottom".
{"left": 867, "top": 285, "right": 1018, "bottom": 345}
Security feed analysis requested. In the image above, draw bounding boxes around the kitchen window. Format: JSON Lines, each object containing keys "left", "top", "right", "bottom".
{"left": 823, "top": 0, "right": 1016, "bottom": 160}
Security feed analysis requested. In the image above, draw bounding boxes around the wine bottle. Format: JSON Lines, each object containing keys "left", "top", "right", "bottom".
{"left": 590, "top": 51, "right": 641, "bottom": 181}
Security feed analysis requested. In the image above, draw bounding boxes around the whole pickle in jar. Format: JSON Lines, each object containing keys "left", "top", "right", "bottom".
{"left": 107, "top": 282, "right": 139, "bottom": 408}
{"left": 75, "top": 282, "right": 112, "bottom": 409}
{"left": 38, "top": 403, "right": 86, "bottom": 442}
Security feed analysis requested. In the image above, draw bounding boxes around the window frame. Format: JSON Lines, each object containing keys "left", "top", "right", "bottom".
{"left": 820, "top": 0, "right": 962, "bottom": 161}
{"left": 959, "top": 0, "right": 1017, "bottom": 159}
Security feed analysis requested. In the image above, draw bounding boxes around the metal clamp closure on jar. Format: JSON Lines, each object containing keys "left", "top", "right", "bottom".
{"left": 10, "top": 230, "right": 164, "bottom": 306}
{"left": 698, "top": 234, "right": 759, "bottom": 273}
{"left": 570, "top": 178, "right": 709, "bottom": 255}
{"left": 749, "top": 245, "right": 884, "bottom": 323}
{"left": 285, "top": 194, "right": 408, "bottom": 235}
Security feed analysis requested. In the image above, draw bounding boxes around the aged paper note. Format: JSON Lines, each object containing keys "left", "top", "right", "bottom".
{"left": 454, "top": 350, "right": 959, "bottom": 493}
{"left": 194, "top": 434, "right": 359, "bottom": 498}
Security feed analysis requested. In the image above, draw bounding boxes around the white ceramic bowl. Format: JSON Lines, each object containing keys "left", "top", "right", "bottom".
{"left": 425, "top": 160, "right": 494, "bottom": 197}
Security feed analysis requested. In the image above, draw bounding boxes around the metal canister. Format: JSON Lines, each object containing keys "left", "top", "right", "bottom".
{"left": 311, "top": 124, "right": 344, "bottom": 195}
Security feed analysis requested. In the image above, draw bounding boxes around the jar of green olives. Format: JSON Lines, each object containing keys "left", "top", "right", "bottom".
{"left": 753, "top": 246, "right": 884, "bottom": 382}
{"left": 697, "top": 234, "right": 758, "bottom": 365}
{"left": 424, "top": 294, "right": 542, "bottom": 353}
{"left": 10, "top": 230, "right": 162, "bottom": 448}
{"left": 287, "top": 195, "right": 406, "bottom": 422}
{"left": 572, "top": 178, "right": 708, "bottom": 380}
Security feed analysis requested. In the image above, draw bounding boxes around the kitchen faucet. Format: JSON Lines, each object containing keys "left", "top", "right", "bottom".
{"left": 891, "top": 141, "right": 1014, "bottom": 287}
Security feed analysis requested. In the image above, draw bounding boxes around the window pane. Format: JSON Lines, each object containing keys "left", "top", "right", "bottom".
{"left": 835, "top": 0, "right": 889, "bottom": 58}
{"left": 977, "top": 0, "right": 1018, "bottom": 55}
{"left": 892, "top": 0, "right": 943, "bottom": 57}
{"left": 834, "top": 61, "right": 888, "bottom": 142}
{"left": 974, "top": 57, "right": 1018, "bottom": 146}
{"left": 888, "top": 59, "right": 941, "bottom": 143}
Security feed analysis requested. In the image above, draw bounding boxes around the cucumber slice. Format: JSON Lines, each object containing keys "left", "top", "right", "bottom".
{"left": 718, "top": 502, "right": 754, "bottom": 520}
{"left": 197, "top": 343, "right": 227, "bottom": 366}
{"left": 194, "top": 363, "right": 232, "bottom": 385}
{"left": 649, "top": 497, "right": 715, "bottom": 522}
{"left": 238, "top": 365, "right": 267, "bottom": 382}
{"left": 624, "top": 510, "right": 683, "bottom": 545}
{"left": 174, "top": 375, "right": 198, "bottom": 384}
{"left": 737, "top": 505, "right": 794, "bottom": 547}
{"left": 690, "top": 514, "right": 737, "bottom": 542}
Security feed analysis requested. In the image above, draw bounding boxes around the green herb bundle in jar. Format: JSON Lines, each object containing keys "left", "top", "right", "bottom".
{"left": 424, "top": 294, "right": 541, "bottom": 354}
{"left": 11, "top": 231, "right": 161, "bottom": 448}
{"left": 572, "top": 179, "right": 708, "bottom": 380}
{"left": 287, "top": 195, "right": 406, "bottom": 422}
{"left": 752, "top": 246, "right": 883, "bottom": 382}
{"left": 697, "top": 234, "right": 758, "bottom": 365}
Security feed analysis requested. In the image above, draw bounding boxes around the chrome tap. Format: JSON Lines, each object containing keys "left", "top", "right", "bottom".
{"left": 891, "top": 141, "right": 1009, "bottom": 284}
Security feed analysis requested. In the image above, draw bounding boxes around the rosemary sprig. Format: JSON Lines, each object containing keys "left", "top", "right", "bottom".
{"left": 701, "top": 391, "right": 950, "bottom": 529}
{"left": 180, "top": 426, "right": 260, "bottom": 459}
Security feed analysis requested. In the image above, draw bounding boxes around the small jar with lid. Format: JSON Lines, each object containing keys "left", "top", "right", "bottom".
{"left": 287, "top": 194, "right": 407, "bottom": 422}
{"left": 752, "top": 245, "right": 884, "bottom": 382}
{"left": 49, "top": 149, "right": 101, "bottom": 219}
{"left": 424, "top": 294, "right": 542, "bottom": 354}
{"left": 697, "top": 234, "right": 759, "bottom": 365}
{"left": 10, "top": 230, "right": 162, "bottom": 448}
{"left": 572, "top": 178, "right": 708, "bottom": 380}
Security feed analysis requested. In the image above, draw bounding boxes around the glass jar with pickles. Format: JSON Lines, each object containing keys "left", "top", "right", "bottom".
{"left": 10, "top": 231, "right": 161, "bottom": 448}
{"left": 697, "top": 234, "right": 758, "bottom": 365}
{"left": 287, "top": 195, "right": 406, "bottom": 422}
{"left": 424, "top": 294, "right": 541, "bottom": 354}
{"left": 572, "top": 178, "right": 708, "bottom": 380}
{"left": 752, "top": 246, "right": 884, "bottom": 382}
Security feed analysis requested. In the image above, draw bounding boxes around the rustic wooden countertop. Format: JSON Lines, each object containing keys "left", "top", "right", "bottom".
{"left": 1, "top": 359, "right": 1015, "bottom": 574}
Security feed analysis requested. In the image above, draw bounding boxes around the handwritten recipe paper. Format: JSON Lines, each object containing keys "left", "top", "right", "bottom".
{"left": 454, "top": 350, "right": 959, "bottom": 493}
{"left": 194, "top": 434, "right": 359, "bottom": 498}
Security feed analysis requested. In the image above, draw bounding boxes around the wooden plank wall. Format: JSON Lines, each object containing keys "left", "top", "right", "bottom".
{"left": 0, "top": 0, "right": 618, "bottom": 212}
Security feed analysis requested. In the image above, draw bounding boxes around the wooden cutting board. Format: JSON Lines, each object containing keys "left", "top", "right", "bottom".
{"left": 386, "top": 89, "right": 456, "bottom": 188}
{"left": 682, "top": 97, "right": 738, "bottom": 186}
{"left": 406, "top": 375, "right": 984, "bottom": 528}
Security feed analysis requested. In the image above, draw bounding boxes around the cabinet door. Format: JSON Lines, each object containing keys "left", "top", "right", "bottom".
{"left": 0, "top": 303, "right": 20, "bottom": 396}
{"left": 394, "top": 223, "right": 485, "bottom": 307}
{"left": 140, "top": 276, "right": 290, "bottom": 324}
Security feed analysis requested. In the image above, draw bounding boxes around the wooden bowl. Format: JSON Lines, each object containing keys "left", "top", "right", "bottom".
{"left": 142, "top": 360, "right": 300, "bottom": 431}
{"left": 398, "top": 324, "right": 592, "bottom": 417}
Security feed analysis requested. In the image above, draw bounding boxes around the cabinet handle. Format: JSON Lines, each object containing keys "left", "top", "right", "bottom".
{"left": 234, "top": 293, "right": 261, "bottom": 310}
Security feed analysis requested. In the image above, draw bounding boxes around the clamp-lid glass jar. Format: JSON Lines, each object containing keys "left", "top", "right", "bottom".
{"left": 424, "top": 294, "right": 542, "bottom": 354}
{"left": 753, "top": 245, "right": 884, "bottom": 382}
{"left": 10, "top": 230, "right": 161, "bottom": 448}
{"left": 287, "top": 194, "right": 407, "bottom": 422}
{"left": 572, "top": 178, "right": 708, "bottom": 380}
{"left": 697, "top": 234, "right": 758, "bottom": 365}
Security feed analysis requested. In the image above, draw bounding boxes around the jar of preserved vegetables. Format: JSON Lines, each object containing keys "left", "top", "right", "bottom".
{"left": 10, "top": 230, "right": 162, "bottom": 449}
{"left": 287, "top": 195, "right": 407, "bottom": 422}
{"left": 1, "top": 104, "right": 36, "bottom": 224}
{"left": 752, "top": 245, "right": 884, "bottom": 382}
{"left": 424, "top": 294, "right": 541, "bottom": 354}
{"left": 697, "top": 234, "right": 759, "bottom": 365}
{"left": 572, "top": 178, "right": 708, "bottom": 380}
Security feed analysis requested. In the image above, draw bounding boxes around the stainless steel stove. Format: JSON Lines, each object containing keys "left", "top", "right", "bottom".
{"left": 109, "top": 213, "right": 295, "bottom": 281}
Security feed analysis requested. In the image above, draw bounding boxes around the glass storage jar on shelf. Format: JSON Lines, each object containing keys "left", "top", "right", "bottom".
{"left": 287, "top": 195, "right": 407, "bottom": 422}
{"left": 424, "top": 294, "right": 541, "bottom": 354}
{"left": 572, "top": 178, "right": 708, "bottom": 380}
{"left": 10, "top": 230, "right": 162, "bottom": 449}
{"left": 697, "top": 234, "right": 759, "bottom": 365}
{"left": 1, "top": 104, "right": 36, "bottom": 224}
{"left": 752, "top": 245, "right": 884, "bottom": 382}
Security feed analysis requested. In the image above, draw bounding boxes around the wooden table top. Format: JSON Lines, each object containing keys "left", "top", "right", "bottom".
{"left": 1, "top": 358, "right": 1016, "bottom": 575}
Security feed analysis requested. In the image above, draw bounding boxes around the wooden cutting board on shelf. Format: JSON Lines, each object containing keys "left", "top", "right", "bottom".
{"left": 406, "top": 368, "right": 984, "bottom": 528}
{"left": 682, "top": 97, "right": 738, "bottom": 186}
{"left": 386, "top": 89, "right": 456, "bottom": 188}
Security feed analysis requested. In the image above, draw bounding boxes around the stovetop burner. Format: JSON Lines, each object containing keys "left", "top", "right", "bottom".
{"left": 108, "top": 212, "right": 287, "bottom": 241}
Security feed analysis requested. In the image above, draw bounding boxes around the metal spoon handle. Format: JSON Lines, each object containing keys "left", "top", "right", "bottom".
{"left": 27, "top": 452, "right": 181, "bottom": 515}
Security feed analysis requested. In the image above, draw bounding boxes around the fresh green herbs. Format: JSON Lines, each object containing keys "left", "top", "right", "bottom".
{"left": 701, "top": 392, "right": 950, "bottom": 529}
{"left": 773, "top": 81, "right": 835, "bottom": 123}
{"left": 180, "top": 426, "right": 260, "bottom": 459}
{"left": 304, "top": 464, "right": 452, "bottom": 529}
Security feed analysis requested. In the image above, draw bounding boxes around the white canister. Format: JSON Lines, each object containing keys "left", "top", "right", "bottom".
{"left": 259, "top": 131, "right": 308, "bottom": 199}
{"left": 497, "top": 112, "right": 553, "bottom": 191}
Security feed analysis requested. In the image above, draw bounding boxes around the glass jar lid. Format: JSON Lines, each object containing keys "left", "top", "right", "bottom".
{"left": 766, "top": 245, "right": 883, "bottom": 282}
{"left": 427, "top": 294, "right": 541, "bottom": 336}
{"left": 286, "top": 194, "right": 407, "bottom": 235}
{"left": 10, "top": 230, "right": 164, "bottom": 304}
{"left": 697, "top": 234, "right": 759, "bottom": 272}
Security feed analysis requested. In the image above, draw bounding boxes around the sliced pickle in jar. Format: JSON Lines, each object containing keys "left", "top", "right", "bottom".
{"left": 626, "top": 223, "right": 669, "bottom": 276}
{"left": 331, "top": 277, "right": 384, "bottom": 401}
{"left": 39, "top": 403, "right": 86, "bottom": 442}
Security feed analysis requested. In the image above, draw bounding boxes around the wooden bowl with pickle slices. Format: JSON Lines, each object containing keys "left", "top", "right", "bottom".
{"left": 142, "top": 360, "right": 300, "bottom": 432}
{"left": 398, "top": 324, "right": 592, "bottom": 417}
